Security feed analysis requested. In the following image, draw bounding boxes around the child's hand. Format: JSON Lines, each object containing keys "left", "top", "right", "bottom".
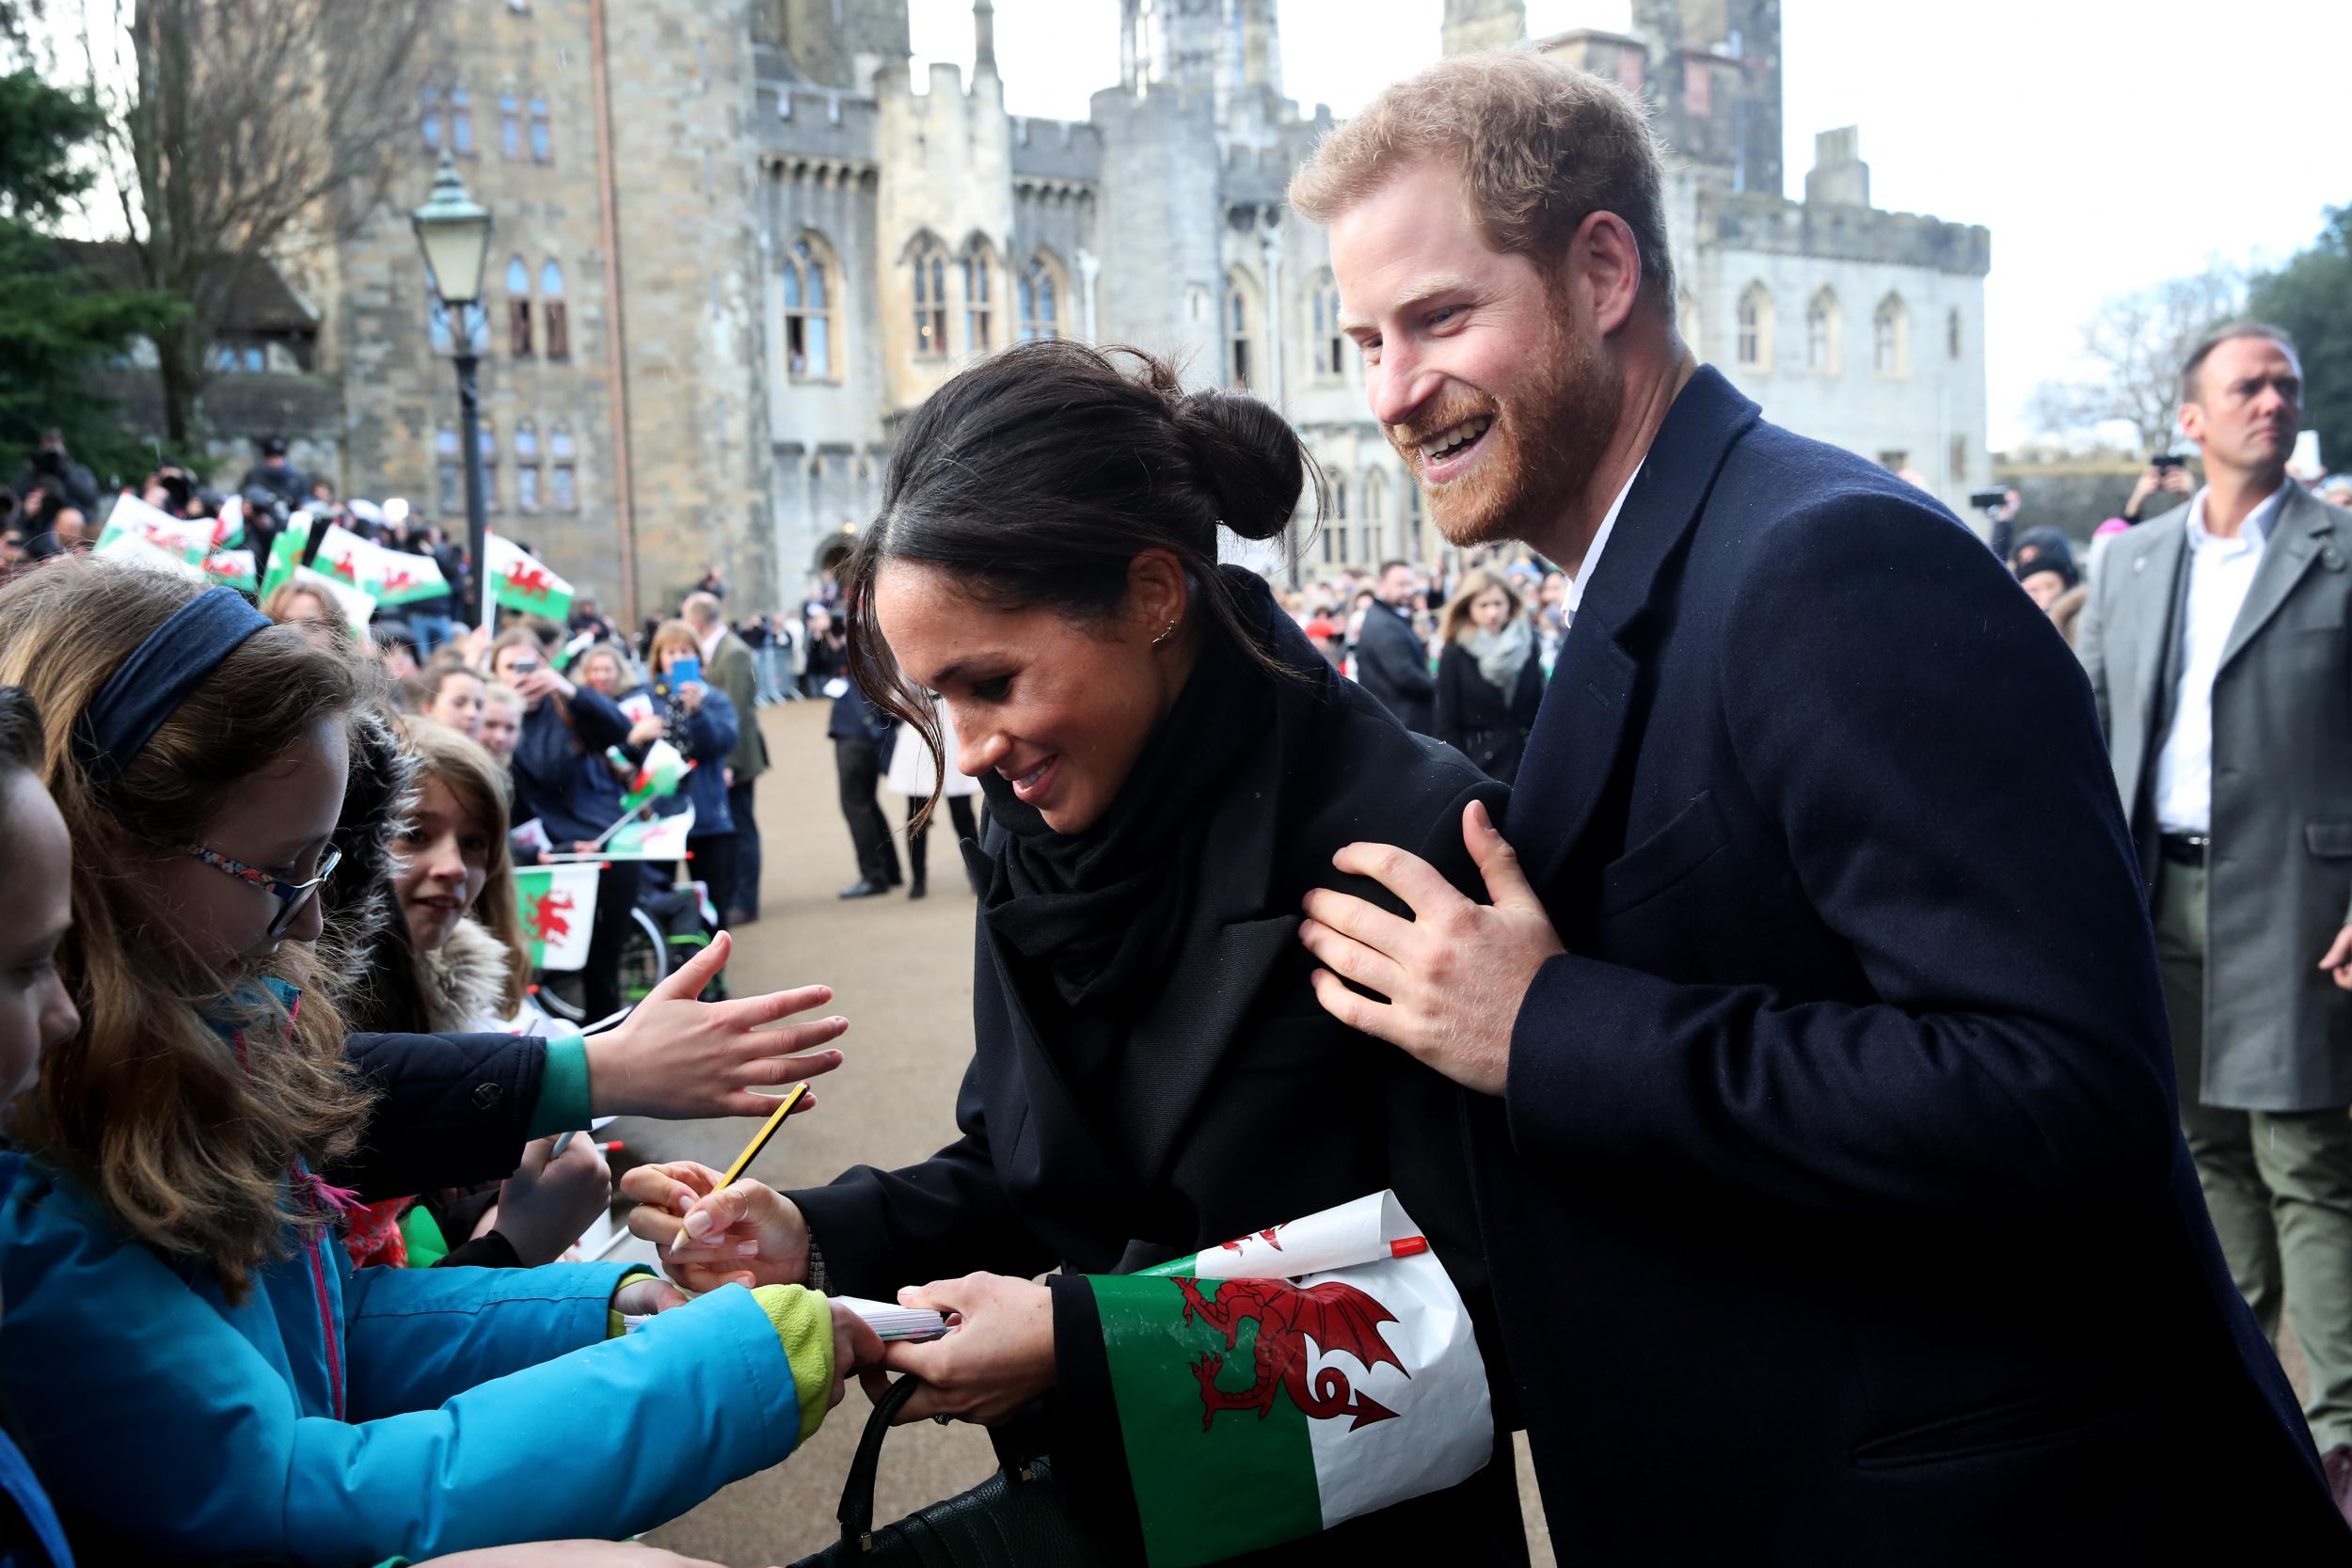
{"left": 620, "top": 1163, "right": 810, "bottom": 1293}
{"left": 583, "top": 933, "right": 847, "bottom": 1120}
{"left": 627, "top": 715, "right": 665, "bottom": 745}
{"left": 828, "top": 1298, "right": 886, "bottom": 1410}
{"left": 495, "top": 1135, "right": 612, "bottom": 1266}
{"left": 612, "top": 1275, "right": 691, "bottom": 1317}
{"left": 420, "top": 1543, "right": 731, "bottom": 1567}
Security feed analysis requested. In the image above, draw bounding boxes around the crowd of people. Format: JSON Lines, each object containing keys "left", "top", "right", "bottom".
{"left": 3, "top": 40, "right": 2352, "bottom": 1568}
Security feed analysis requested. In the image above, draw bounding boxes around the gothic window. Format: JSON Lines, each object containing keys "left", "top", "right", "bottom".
{"left": 1677, "top": 289, "right": 1700, "bottom": 361}
{"left": 1948, "top": 434, "right": 1967, "bottom": 484}
{"left": 1873, "top": 293, "right": 1909, "bottom": 377}
{"left": 1310, "top": 272, "right": 1343, "bottom": 379}
{"left": 500, "top": 95, "right": 522, "bottom": 158}
{"left": 429, "top": 293, "right": 488, "bottom": 357}
{"left": 1363, "top": 470, "right": 1390, "bottom": 564}
{"left": 529, "top": 98, "right": 551, "bottom": 162}
{"left": 421, "top": 87, "right": 443, "bottom": 151}
{"left": 783, "top": 234, "right": 836, "bottom": 380}
{"left": 435, "top": 425, "right": 461, "bottom": 513}
{"left": 450, "top": 87, "right": 475, "bottom": 156}
{"left": 1224, "top": 271, "right": 1256, "bottom": 390}
{"left": 911, "top": 238, "right": 948, "bottom": 359}
{"left": 961, "top": 240, "right": 997, "bottom": 353}
{"left": 1019, "top": 253, "right": 1063, "bottom": 342}
{"left": 549, "top": 426, "right": 579, "bottom": 512}
{"left": 1330, "top": 476, "right": 1347, "bottom": 521}
{"left": 505, "top": 258, "right": 532, "bottom": 356}
{"left": 1736, "top": 282, "right": 1772, "bottom": 370}
{"left": 541, "top": 261, "right": 568, "bottom": 359}
{"left": 516, "top": 421, "right": 541, "bottom": 512}
{"left": 1947, "top": 307, "right": 1963, "bottom": 361}
{"left": 1804, "top": 287, "right": 1841, "bottom": 374}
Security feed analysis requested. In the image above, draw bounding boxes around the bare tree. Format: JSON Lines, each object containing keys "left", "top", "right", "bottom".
{"left": 64, "top": 0, "right": 444, "bottom": 447}
{"left": 2027, "top": 264, "right": 2245, "bottom": 454}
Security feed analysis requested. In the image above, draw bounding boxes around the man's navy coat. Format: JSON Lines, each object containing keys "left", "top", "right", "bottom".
{"left": 1475, "top": 366, "right": 2343, "bottom": 1559}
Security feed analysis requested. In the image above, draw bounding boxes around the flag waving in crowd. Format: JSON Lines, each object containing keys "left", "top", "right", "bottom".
{"left": 512, "top": 863, "right": 598, "bottom": 972}
{"left": 485, "top": 531, "right": 574, "bottom": 621}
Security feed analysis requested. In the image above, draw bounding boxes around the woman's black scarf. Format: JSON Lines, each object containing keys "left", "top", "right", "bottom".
{"left": 977, "top": 567, "right": 1297, "bottom": 1019}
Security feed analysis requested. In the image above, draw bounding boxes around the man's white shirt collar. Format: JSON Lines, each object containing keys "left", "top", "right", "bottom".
{"left": 2185, "top": 481, "right": 2288, "bottom": 549}
{"left": 1565, "top": 463, "right": 1645, "bottom": 612}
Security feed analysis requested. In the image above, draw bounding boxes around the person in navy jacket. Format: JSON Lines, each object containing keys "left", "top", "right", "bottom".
{"left": 1284, "top": 53, "right": 2346, "bottom": 1559}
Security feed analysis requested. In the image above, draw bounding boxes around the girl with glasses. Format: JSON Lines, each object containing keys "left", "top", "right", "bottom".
{"left": 0, "top": 561, "right": 881, "bottom": 1563}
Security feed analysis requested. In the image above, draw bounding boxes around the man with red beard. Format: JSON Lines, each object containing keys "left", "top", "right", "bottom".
{"left": 1285, "top": 51, "right": 2344, "bottom": 1560}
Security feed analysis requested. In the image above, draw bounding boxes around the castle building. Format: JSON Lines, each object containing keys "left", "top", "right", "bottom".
{"left": 306, "top": 0, "right": 1989, "bottom": 620}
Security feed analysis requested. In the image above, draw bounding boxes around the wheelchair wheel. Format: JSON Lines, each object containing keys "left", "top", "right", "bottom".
{"left": 617, "top": 904, "right": 671, "bottom": 1006}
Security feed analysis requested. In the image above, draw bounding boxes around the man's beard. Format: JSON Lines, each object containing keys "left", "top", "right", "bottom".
{"left": 1392, "top": 306, "right": 1622, "bottom": 551}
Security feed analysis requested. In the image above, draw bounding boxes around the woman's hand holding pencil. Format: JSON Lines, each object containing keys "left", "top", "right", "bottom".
{"left": 620, "top": 1162, "right": 810, "bottom": 1294}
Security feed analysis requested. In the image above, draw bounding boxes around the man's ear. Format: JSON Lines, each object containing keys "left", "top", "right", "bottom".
{"left": 1572, "top": 210, "right": 1645, "bottom": 338}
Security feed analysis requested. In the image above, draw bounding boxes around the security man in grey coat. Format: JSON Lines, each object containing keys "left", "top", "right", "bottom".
{"left": 2077, "top": 320, "right": 2352, "bottom": 1517}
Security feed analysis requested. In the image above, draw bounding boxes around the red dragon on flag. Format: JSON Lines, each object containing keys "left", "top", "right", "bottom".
{"left": 525, "top": 890, "right": 574, "bottom": 943}
{"left": 505, "top": 561, "right": 559, "bottom": 603}
{"left": 1173, "top": 1275, "right": 1408, "bottom": 1433}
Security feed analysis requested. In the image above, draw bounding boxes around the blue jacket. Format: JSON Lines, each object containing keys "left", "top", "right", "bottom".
{"left": 0, "top": 1422, "right": 72, "bottom": 1568}
{"left": 508, "top": 685, "right": 631, "bottom": 847}
{"left": 616, "top": 679, "right": 737, "bottom": 840}
{"left": 0, "top": 1151, "right": 818, "bottom": 1564}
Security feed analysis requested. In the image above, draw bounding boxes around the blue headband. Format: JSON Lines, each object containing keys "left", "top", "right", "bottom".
{"left": 76, "top": 586, "right": 270, "bottom": 785}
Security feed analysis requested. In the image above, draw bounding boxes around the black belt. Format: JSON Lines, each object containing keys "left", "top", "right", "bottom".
{"left": 2160, "top": 832, "right": 2210, "bottom": 866}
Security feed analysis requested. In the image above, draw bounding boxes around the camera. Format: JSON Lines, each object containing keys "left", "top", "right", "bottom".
{"left": 1968, "top": 487, "right": 2010, "bottom": 512}
{"left": 2150, "top": 453, "right": 2185, "bottom": 471}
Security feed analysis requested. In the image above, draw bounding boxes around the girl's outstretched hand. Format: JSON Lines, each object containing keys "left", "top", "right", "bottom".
{"left": 584, "top": 933, "right": 846, "bottom": 1120}
{"left": 620, "top": 1163, "right": 811, "bottom": 1294}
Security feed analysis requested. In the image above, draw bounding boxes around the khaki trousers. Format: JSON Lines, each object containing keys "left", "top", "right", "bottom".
{"left": 2158, "top": 860, "right": 2352, "bottom": 1451}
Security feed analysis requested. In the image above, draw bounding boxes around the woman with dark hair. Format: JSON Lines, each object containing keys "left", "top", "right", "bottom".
{"left": 1434, "top": 568, "right": 1546, "bottom": 784}
{"left": 624, "top": 341, "right": 1526, "bottom": 1565}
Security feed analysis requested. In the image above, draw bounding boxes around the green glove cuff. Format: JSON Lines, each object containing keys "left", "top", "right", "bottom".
{"left": 526, "top": 1033, "right": 594, "bottom": 1137}
{"left": 752, "top": 1283, "right": 836, "bottom": 1445}
{"left": 605, "top": 1265, "right": 656, "bottom": 1339}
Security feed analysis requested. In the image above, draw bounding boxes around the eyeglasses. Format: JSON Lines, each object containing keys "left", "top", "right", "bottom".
{"left": 180, "top": 842, "right": 343, "bottom": 940}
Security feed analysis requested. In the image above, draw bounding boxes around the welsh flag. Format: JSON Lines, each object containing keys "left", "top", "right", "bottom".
{"left": 96, "top": 493, "right": 215, "bottom": 563}
{"left": 1089, "top": 1193, "right": 1492, "bottom": 1567}
{"left": 215, "top": 495, "right": 246, "bottom": 548}
{"left": 605, "top": 802, "right": 693, "bottom": 861}
{"left": 291, "top": 565, "right": 376, "bottom": 629}
{"left": 513, "top": 863, "right": 599, "bottom": 972}
{"left": 95, "top": 531, "right": 205, "bottom": 582}
{"left": 369, "top": 546, "right": 449, "bottom": 607}
{"left": 310, "top": 523, "right": 380, "bottom": 592}
{"left": 202, "top": 549, "right": 257, "bottom": 591}
{"left": 607, "top": 738, "right": 692, "bottom": 814}
{"left": 260, "top": 510, "right": 314, "bottom": 598}
{"left": 485, "top": 531, "right": 574, "bottom": 621}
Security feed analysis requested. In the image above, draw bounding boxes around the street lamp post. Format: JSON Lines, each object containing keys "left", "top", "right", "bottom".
{"left": 411, "top": 154, "right": 495, "bottom": 626}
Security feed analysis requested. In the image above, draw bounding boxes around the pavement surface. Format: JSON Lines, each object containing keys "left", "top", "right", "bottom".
{"left": 625, "top": 702, "right": 1557, "bottom": 1567}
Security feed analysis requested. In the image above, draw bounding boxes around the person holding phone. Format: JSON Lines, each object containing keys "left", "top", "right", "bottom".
{"left": 2124, "top": 451, "right": 2198, "bottom": 524}
{"left": 627, "top": 622, "right": 739, "bottom": 906}
{"left": 682, "top": 593, "right": 767, "bottom": 923}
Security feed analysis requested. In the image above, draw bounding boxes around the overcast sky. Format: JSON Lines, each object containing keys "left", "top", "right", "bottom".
{"left": 911, "top": 0, "right": 2351, "bottom": 453}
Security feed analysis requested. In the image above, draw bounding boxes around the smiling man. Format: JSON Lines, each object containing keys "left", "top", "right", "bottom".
{"left": 1286, "top": 52, "right": 2345, "bottom": 1557}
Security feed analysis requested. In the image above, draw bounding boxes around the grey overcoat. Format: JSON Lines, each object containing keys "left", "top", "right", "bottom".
{"left": 2076, "top": 483, "right": 2352, "bottom": 1110}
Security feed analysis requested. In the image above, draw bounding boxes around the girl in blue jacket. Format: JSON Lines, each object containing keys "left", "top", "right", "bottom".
{"left": 0, "top": 562, "right": 880, "bottom": 1565}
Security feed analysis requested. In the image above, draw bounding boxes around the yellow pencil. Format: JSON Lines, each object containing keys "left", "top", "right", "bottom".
{"left": 670, "top": 1080, "right": 810, "bottom": 1255}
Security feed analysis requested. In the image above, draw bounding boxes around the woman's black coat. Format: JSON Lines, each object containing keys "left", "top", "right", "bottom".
{"left": 789, "top": 655, "right": 1527, "bottom": 1567}
{"left": 1434, "top": 637, "right": 1545, "bottom": 784}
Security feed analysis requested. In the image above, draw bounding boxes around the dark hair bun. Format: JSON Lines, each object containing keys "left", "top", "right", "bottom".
{"left": 1173, "top": 388, "right": 1311, "bottom": 543}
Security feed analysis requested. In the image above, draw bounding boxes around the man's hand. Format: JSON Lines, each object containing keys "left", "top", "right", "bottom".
{"left": 876, "top": 1274, "right": 1056, "bottom": 1425}
{"left": 620, "top": 1164, "right": 810, "bottom": 1293}
{"left": 1297, "top": 799, "right": 1563, "bottom": 1097}
{"left": 582, "top": 933, "right": 846, "bottom": 1118}
{"left": 2320, "top": 925, "right": 2352, "bottom": 991}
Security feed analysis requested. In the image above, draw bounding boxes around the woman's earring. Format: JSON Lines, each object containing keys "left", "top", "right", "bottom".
{"left": 1152, "top": 619, "right": 1177, "bottom": 646}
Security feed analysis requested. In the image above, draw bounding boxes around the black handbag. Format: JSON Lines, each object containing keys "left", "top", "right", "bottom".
{"left": 787, "top": 1376, "right": 1124, "bottom": 1568}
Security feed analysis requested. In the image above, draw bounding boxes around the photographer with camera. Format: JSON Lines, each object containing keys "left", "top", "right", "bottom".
{"left": 2123, "top": 451, "right": 2198, "bottom": 524}
{"left": 12, "top": 431, "right": 98, "bottom": 519}
{"left": 237, "top": 436, "right": 308, "bottom": 515}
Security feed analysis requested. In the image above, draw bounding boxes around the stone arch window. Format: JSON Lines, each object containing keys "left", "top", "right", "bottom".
{"left": 541, "top": 261, "right": 568, "bottom": 359}
{"left": 429, "top": 292, "right": 487, "bottom": 357}
{"left": 1019, "top": 252, "right": 1065, "bottom": 342}
{"left": 961, "top": 238, "right": 998, "bottom": 353}
{"left": 435, "top": 424, "right": 462, "bottom": 513}
{"left": 909, "top": 235, "right": 949, "bottom": 359}
{"left": 478, "top": 416, "right": 500, "bottom": 512}
{"left": 1947, "top": 306, "right": 1963, "bottom": 361}
{"left": 1872, "top": 293, "right": 1909, "bottom": 378}
{"left": 504, "top": 257, "right": 532, "bottom": 356}
{"left": 1677, "top": 288, "right": 1700, "bottom": 360}
{"left": 1805, "top": 287, "right": 1842, "bottom": 374}
{"left": 549, "top": 424, "right": 579, "bottom": 512}
{"left": 421, "top": 87, "right": 443, "bottom": 151}
{"left": 1224, "top": 269, "right": 1258, "bottom": 390}
{"left": 782, "top": 233, "right": 838, "bottom": 380}
{"left": 529, "top": 97, "right": 551, "bottom": 162}
{"left": 1310, "top": 270, "right": 1344, "bottom": 379}
{"left": 1736, "top": 282, "right": 1772, "bottom": 369}
{"left": 449, "top": 87, "right": 475, "bottom": 156}
{"left": 1363, "top": 468, "right": 1391, "bottom": 562}
{"left": 516, "top": 420, "right": 542, "bottom": 513}
{"left": 500, "top": 94, "right": 522, "bottom": 159}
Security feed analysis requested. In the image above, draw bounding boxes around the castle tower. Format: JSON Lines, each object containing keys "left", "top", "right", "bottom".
{"left": 770, "top": 0, "right": 910, "bottom": 92}
{"left": 1630, "top": 0, "right": 1781, "bottom": 196}
{"left": 1238, "top": 0, "right": 1281, "bottom": 97}
{"left": 1441, "top": 0, "right": 1525, "bottom": 56}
